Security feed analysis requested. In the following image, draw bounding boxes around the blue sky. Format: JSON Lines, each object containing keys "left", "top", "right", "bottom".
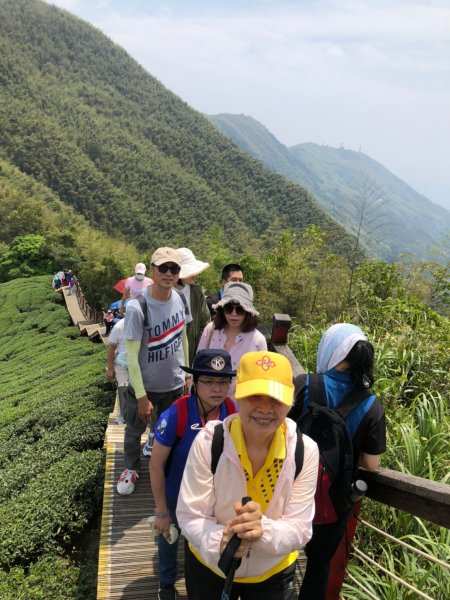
{"left": 45, "top": 1, "right": 450, "bottom": 210}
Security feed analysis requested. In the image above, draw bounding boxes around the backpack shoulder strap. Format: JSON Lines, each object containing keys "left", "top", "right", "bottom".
{"left": 337, "top": 387, "right": 372, "bottom": 419}
{"left": 294, "top": 429, "right": 304, "bottom": 478}
{"left": 137, "top": 294, "right": 149, "bottom": 329}
{"left": 308, "top": 373, "right": 327, "bottom": 406}
{"left": 211, "top": 422, "right": 225, "bottom": 475}
{"left": 175, "top": 394, "right": 190, "bottom": 439}
{"left": 224, "top": 398, "right": 237, "bottom": 415}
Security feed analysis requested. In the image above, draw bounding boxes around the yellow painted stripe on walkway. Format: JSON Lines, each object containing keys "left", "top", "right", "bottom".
{"left": 97, "top": 441, "right": 115, "bottom": 600}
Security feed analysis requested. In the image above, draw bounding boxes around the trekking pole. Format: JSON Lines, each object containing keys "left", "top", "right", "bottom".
{"left": 219, "top": 496, "right": 252, "bottom": 600}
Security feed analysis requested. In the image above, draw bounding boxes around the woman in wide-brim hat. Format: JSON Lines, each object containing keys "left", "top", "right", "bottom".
{"left": 197, "top": 282, "right": 267, "bottom": 399}
{"left": 149, "top": 349, "right": 236, "bottom": 600}
{"left": 176, "top": 247, "right": 211, "bottom": 366}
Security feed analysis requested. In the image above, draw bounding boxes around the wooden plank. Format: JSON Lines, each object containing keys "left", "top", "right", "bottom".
{"left": 269, "top": 342, "right": 306, "bottom": 378}
{"left": 361, "top": 467, "right": 450, "bottom": 528}
{"left": 62, "top": 287, "right": 87, "bottom": 326}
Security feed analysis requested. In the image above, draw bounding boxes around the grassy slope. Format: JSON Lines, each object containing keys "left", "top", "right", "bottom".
{"left": 0, "top": 275, "right": 111, "bottom": 599}
{"left": 0, "top": 0, "right": 355, "bottom": 256}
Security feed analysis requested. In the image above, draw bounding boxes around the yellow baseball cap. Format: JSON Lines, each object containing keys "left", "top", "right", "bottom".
{"left": 235, "top": 351, "right": 294, "bottom": 407}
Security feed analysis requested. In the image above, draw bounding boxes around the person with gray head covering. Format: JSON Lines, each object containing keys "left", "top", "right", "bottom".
{"left": 197, "top": 282, "right": 267, "bottom": 400}
{"left": 289, "top": 323, "right": 386, "bottom": 600}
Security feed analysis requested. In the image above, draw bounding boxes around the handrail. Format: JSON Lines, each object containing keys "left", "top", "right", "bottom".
{"left": 269, "top": 314, "right": 450, "bottom": 530}
{"left": 360, "top": 468, "right": 450, "bottom": 529}
{"left": 74, "top": 281, "right": 103, "bottom": 324}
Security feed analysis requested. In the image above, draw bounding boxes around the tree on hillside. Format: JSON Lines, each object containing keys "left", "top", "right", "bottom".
{"left": 346, "top": 178, "right": 390, "bottom": 305}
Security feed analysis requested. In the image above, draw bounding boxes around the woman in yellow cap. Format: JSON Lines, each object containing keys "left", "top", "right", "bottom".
{"left": 176, "top": 351, "right": 319, "bottom": 599}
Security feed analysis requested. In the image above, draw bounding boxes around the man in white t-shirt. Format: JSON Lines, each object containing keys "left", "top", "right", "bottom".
{"left": 106, "top": 317, "right": 128, "bottom": 424}
{"left": 121, "top": 262, "right": 153, "bottom": 304}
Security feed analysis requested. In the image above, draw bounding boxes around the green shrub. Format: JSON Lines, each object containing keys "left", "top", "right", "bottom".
{"left": 0, "top": 555, "right": 79, "bottom": 600}
{"left": 0, "top": 275, "right": 112, "bottom": 597}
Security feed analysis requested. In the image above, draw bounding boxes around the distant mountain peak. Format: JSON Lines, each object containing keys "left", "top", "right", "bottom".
{"left": 209, "top": 113, "right": 450, "bottom": 261}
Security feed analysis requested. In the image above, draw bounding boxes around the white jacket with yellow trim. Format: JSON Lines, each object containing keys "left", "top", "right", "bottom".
{"left": 176, "top": 414, "right": 319, "bottom": 580}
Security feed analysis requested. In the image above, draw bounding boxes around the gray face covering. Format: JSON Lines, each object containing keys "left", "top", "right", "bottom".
{"left": 135, "top": 273, "right": 145, "bottom": 281}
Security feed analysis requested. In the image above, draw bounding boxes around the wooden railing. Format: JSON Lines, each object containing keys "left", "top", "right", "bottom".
{"left": 269, "top": 313, "right": 450, "bottom": 530}
{"left": 74, "top": 280, "right": 104, "bottom": 323}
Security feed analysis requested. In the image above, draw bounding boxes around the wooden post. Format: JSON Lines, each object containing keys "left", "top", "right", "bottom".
{"left": 270, "top": 314, "right": 292, "bottom": 344}
{"left": 269, "top": 314, "right": 306, "bottom": 377}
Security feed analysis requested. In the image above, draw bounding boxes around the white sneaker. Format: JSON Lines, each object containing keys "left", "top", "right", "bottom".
{"left": 117, "top": 469, "right": 139, "bottom": 495}
{"left": 142, "top": 433, "right": 154, "bottom": 457}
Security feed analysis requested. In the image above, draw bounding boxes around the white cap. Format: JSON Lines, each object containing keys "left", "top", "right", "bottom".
{"left": 135, "top": 262, "right": 147, "bottom": 275}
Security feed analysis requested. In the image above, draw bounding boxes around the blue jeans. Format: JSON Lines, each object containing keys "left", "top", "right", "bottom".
{"left": 157, "top": 509, "right": 180, "bottom": 587}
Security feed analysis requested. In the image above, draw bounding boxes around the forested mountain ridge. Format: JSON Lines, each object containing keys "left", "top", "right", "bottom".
{"left": 209, "top": 113, "right": 450, "bottom": 260}
{"left": 0, "top": 0, "right": 356, "bottom": 257}
{"left": 0, "top": 157, "right": 140, "bottom": 306}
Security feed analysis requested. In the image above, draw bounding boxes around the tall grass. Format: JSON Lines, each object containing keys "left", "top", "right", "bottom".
{"left": 289, "top": 295, "right": 450, "bottom": 599}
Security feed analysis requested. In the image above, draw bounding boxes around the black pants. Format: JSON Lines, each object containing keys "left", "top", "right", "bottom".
{"left": 184, "top": 542, "right": 296, "bottom": 600}
{"left": 298, "top": 517, "right": 348, "bottom": 600}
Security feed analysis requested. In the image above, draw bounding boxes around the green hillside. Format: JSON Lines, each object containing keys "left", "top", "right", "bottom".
{"left": 0, "top": 275, "right": 111, "bottom": 598}
{"left": 0, "top": 158, "right": 140, "bottom": 306}
{"left": 0, "top": 0, "right": 355, "bottom": 258}
{"left": 209, "top": 113, "right": 450, "bottom": 260}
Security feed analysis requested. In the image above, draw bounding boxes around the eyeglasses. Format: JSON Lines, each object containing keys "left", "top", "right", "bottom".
{"left": 224, "top": 303, "right": 246, "bottom": 315}
{"left": 197, "top": 377, "right": 231, "bottom": 387}
{"left": 152, "top": 262, "right": 181, "bottom": 275}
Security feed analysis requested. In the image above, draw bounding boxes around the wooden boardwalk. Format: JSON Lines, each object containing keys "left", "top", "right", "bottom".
{"left": 97, "top": 406, "right": 187, "bottom": 600}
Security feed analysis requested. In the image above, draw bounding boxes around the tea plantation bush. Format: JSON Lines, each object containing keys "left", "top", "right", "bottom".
{"left": 0, "top": 276, "right": 111, "bottom": 597}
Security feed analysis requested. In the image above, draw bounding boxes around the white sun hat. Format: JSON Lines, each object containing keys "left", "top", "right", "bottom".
{"left": 177, "top": 248, "right": 210, "bottom": 279}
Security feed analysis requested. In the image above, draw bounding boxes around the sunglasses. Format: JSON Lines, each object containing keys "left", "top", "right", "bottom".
{"left": 153, "top": 262, "right": 181, "bottom": 275}
{"left": 224, "top": 303, "right": 246, "bottom": 315}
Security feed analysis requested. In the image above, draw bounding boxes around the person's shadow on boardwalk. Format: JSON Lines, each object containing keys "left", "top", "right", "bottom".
{"left": 120, "top": 538, "right": 187, "bottom": 599}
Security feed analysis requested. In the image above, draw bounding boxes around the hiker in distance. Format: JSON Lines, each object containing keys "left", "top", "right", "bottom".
{"left": 105, "top": 300, "right": 129, "bottom": 424}
{"left": 206, "top": 262, "right": 244, "bottom": 315}
{"left": 121, "top": 262, "right": 152, "bottom": 303}
{"left": 150, "top": 349, "right": 236, "bottom": 600}
{"left": 175, "top": 247, "right": 211, "bottom": 365}
{"left": 290, "top": 323, "right": 386, "bottom": 600}
{"left": 197, "top": 282, "right": 267, "bottom": 400}
{"left": 177, "top": 351, "right": 319, "bottom": 600}
{"left": 117, "top": 247, "right": 189, "bottom": 495}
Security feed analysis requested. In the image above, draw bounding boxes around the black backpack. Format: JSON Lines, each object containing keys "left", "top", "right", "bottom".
{"left": 294, "top": 374, "right": 372, "bottom": 522}
{"left": 210, "top": 422, "right": 305, "bottom": 478}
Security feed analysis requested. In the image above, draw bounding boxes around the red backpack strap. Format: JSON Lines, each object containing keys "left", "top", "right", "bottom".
{"left": 175, "top": 394, "right": 190, "bottom": 439}
{"left": 224, "top": 397, "right": 237, "bottom": 416}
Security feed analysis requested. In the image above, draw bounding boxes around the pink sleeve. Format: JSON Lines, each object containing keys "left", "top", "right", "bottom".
{"left": 255, "top": 330, "right": 268, "bottom": 351}
{"left": 197, "top": 322, "right": 213, "bottom": 351}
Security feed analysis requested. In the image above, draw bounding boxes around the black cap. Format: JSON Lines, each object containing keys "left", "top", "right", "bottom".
{"left": 182, "top": 349, "right": 235, "bottom": 377}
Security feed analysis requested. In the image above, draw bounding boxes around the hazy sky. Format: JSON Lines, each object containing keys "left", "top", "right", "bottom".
{"left": 45, "top": 0, "right": 450, "bottom": 210}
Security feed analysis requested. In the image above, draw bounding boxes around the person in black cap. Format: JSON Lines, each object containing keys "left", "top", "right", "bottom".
{"left": 206, "top": 263, "right": 244, "bottom": 316}
{"left": 149, "top": 349, "right": 237, "bottom": 600}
